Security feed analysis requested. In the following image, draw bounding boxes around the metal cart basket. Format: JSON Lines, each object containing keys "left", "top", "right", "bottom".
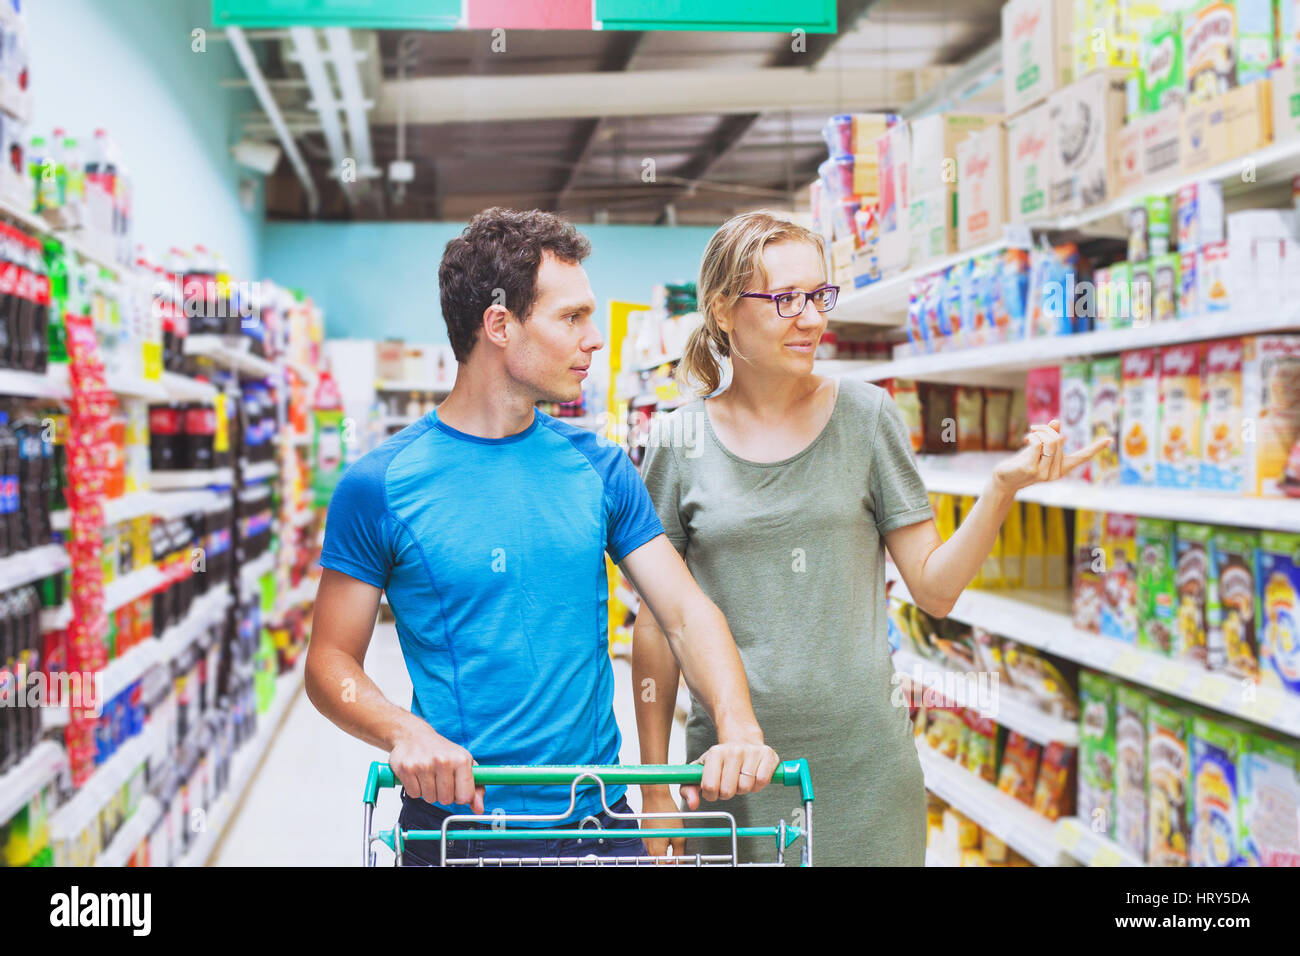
{"left": 363, "top": 760, "right": 815, "bottom": 866}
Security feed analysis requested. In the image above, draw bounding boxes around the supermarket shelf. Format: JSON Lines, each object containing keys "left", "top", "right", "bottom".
{"left": 853, "top": 308, "right": 1300, "bottom": 385}
{"left": 381, "top": 414, "right": 420, "bottom": 428}
{"left": 892, "top": 648, "right": 1079, "bottom": 746}
{"left": 889, "top": 576, "right": 1300, "bottom": 737}
{"left": 273, "top": 576, "right": 317, "bottom": 618}
{"left": 184, "top": 335, "right": 277, "bottom": 379}
{"left": 49, "top": 721, "right": 165, "bottom": 844}
{"left": 40, "top": 601, "right": 71, "bottom": 631}
{"left": 0, "top": 741, "right": 67, "bottom": 826}
{"left": 239, "top": 551, "right": 275, "bottom": 590}
{"left": 177, "top": 657, "right": 306, "bottom": 866}
{"left": 0, "top": 366, "right": 71, "bottom": 399}
{"left": 95, "top": 795, "right": 163, "bottom": 867}
{"left": 376, "top": 380, "right": 452, "bottom": 394}
{"left": 834, "top": 238, "right": 1012, "bottom": 327}
{"left": 104, "top": 564, "right": 166, "bottom": 613}
{"left": 98, "top": 637, "right": 162, "bottom": 705}
{"left": 162, "top": 372, "right": 219, "bottom": 403}
{"left": 242, "top": 460, "right": 278, "bottom": 482}
{"left": 916, "top": 743, "right": 1077, "bottom": 867}
{"left": 1054, "top": 817, "right": 1146, "bottom": 867}
{"left": 52, "top": 489, "right": 231, "bottom": 530}
{"left": 915, "top": 452, "right": 1300, "bottom": 533}
{"left": 154, "top": 488, "right": 230, "bottom": 520}
{"left": 0, "top": 544, "right": 69, "bottom": 591}
{"left": 150, "top": 467, "right": 234, "bottom": 490}
{"left": 157, "top": 587, "right": 230, "bottom": 665}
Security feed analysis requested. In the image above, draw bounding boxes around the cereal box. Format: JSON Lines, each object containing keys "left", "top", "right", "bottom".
{"left": 1001, "top": 0, "right": 1075, "bottom": 114}
{"left": 1130, "top": 259, "right": 1154, "bottom": 326}
{"left": 1078, "top": 670, "right": 1117, "bottom": 837}
{"left": 1190, "top": 715, "right": 1249, "bottom": 867}
{"left": 1047, "top": 69, "right": 1129, "bottom": 215}
{"left": 1108, "top": 260, "right": 1134, "bottom": 328}
{"left": 1007, "top": 102, "right": 1052, "bottom": 223}
{"left": 1201, "top": 240, "right": 1231, "bottom": 310}
{"left": 1241, "top": 335, "right": 1300, "bottom": 497}
{"left": 1157, "top": 343, "right": 1204, "bottom": 489}
{"left": 1174, "top": 522, "right": 1213, "bottom": 667}
{"left": 1032, "top": 741, "right": 1076, "bottom": 820}
{"left": 1089, "top": 357, "right": 1122, "bottom": 484}
{"left": 1184, "top": 0, "right": 1238, "bottom": 103}
{"left": 1257, "top": 531, "right": 1300, "bottom": 695}
{"left": 1026, "top": 365, "right": 1061, "bottom": 426}
{"left": 1115, "top": 683, "right": 1151, "bottom": 862}
{"left": 997, "top": 732, "right": 1042, "bottom": 806}
{"left": 956, "top": 123, "right": 1008, "bottom": 250}
{"left": 1121, "top": 349, "right": 1161, "bottom": 486}
{"left": 956, "top": 386, "right": 985, "bottom": 452}
{"left": 1201, "top": 337, "right": 1247, "bottom": 491}
{"left": 1179, "top": 250, "right": 1199, "bottom": 315}
{"left": 1103, "top": 513, "right": 1139, "bottom": 644}
{"left": 1147, "top": 698, "right": 1193, "bottom": 866}
{"left": 1176, "top": 181, "right": 1225, "bottom": 251}
{"left": 1208, "top": 525, "right": 1259, "bottom": 680}
{"left": 1140, "top": 13, "right": 1186, "bottom": 114}
{"left": 1074, "top": 508, "right": 1106, "bottom": 633}
{"left": 1137, "top": 517, "right": 1178, "bottom": 655}
{"left": 1152, "top": 252, "right": 1180, "bottom": 323}
{"left": 1236, "top": 0, "right": 1277, "bottom": 84}
{"left": 1061, "top": 360, "right": 1091, "bottom": 478}
{"left": 1240, "top": 732, "right": 1300, "bottom": 866}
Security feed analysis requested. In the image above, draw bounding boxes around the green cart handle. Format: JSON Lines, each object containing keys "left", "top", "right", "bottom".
{"left": 364, "top": 759, "right": 814, "bottom": 805}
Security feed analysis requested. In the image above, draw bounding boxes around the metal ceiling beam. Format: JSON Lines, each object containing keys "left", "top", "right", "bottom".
{"left": 324, "top": 28, "right": 380, "bottom": 179}
{"left": 288, "top": 26, "right": 355, "bottom": 208}
{"left": 226, "top": 25, "right": 320, "bottom": 216}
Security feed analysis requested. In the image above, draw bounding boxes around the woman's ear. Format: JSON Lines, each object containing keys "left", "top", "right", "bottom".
{"left": 711, "top": 292, "right": 732, "bottom": 337}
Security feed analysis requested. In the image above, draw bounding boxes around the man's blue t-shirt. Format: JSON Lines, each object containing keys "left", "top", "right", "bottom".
{"left": 319, "top": 408, "right": 663, "bottom": 824}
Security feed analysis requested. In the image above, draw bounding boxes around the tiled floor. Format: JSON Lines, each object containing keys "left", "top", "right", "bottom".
{"left": 211, "top": 622, "right": 684, "bottom": 866}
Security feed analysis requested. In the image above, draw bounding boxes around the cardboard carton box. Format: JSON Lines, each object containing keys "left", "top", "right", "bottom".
{"left": 957, "top": 123, "right": 1008, "bottom": 249}
{"left": 1185, "top": 0, "right": 1238, "bottom": 103}
{"left": 1002, "top": 0, "right": 1075, "bottom": 115}
{"left": 851, "top": 113, "right": 896, "bottom": 155}
{"left": 1273, "top": 61, "right": 1300, "bottom": 144}
{"left": 1141, "top": 102, "right": 1183, "bottom": 179}
{"left": 907, "top": 188, "right": 953, "bottom": 265}
{"left": 1007, "top": 102, "right": 1052, "bottom": 221}
{"left": 909, "top": 112, "right": 997, "bottom": 198}
{"left": 877, "top": 121, "right": 911, "bottom": 275}
{"left": 1181, "top": 96, "right": 1231, "bottom": 172}
{"left": 1223, "top": 77, "right": 1273, "bottom": 156}
{"left": 1118, "top": 120, "right": 1146, "bottom": 194}
{"left": 1140, "top": 12, "right": 1186, "bottom": 114}
{"left": 1047, "top": 69, "right": 1129, "bottom": 215}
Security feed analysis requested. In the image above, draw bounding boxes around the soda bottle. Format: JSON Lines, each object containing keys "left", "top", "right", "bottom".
{"left": 183, "top": 245, "right": 215, "bottom": 337}
{"left": 184, "top": 404, "right": 215, "bottom": 470}
{"left": 12, "top": 231, "right": 34, "bottom": 372}
{"left": 0, "top": 412, "right": 16, "bottom": 558}
{"left": 148, "top": 405, "right": 181, "bottom": 471}
{"left": 30, "top": 237, "right": 49, "bottom": 373}
{"left": 59, "top": 132, "right": 84, "bottom": 223}
{"left": 0, "top": 225, "right": 15, "bottom": 369}
{"left": 13, "top": 414, "right": 44, "bottom": 551}
{"left": 44, "top": 239, "right": 67, "bottom": 366}
{"left": 84, "top": 129, "right": 117, "bottom": 237}
{"left": 29, "top": 134, "right": 58, "bottom": 214}
{"left": 0, "top": 590, "right": 15, "bottom": 772}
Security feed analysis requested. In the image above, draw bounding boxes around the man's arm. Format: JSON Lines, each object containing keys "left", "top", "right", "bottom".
{"left": 306, "top": 568, "right": 484, "bottom": 812}
{"left": 619, "top": 535, "right": 779, "bottom": 807}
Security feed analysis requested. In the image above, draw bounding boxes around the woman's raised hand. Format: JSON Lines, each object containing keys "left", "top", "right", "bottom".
{"left": 991, "top": 418, "right": 1111, "bottom": 493}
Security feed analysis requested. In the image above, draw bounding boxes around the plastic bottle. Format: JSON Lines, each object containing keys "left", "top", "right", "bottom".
{"left": 164, "top": 248, "right": 190, "bottom": 371}
{"left": 148, "top": 404, "right": 180, "bottom": 471}
{"left": 12, "top": 414, "right": 45, "bottom": 550}
{"left": 185, "top": 245, "right": 216, "bottom": 336}
{"left": 11, "top": 229, "right": 33, "bottom": 371}
{"left": 183, "top": 403, "right": 215, "bottom": 471}
{"left": 84, "top": 129, "right": 116, "bottom": 236}
{"left": 0, "top": 590, "right": 14, "bottom": 773}
{"left": 59, "top": 132, "right": 84, "bottom": 222}
{"left": 0, "top": 225, "right": 15, "bottom": 369}
{"left": 30, "top": 236, "right": 48, "bottom": 373}
{"left": 0, "top": 412, "right": 15, "bottom": 558}
{"left": 28, "top": 134, "right": 58, "bottom": 213}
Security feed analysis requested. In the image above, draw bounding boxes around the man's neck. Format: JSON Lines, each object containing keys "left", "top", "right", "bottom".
{"left": 435, "top": 359, "right": 538, "bottom": 439}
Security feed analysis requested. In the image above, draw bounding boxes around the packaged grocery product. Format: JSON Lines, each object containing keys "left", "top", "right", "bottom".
{"left": 1140, "top": 12, "right": 1186, "bottom": 113}
{"left": 1032, "top": 741, "right": 1076, "bottom": 820}
{"left": 1059, "top": 361, "right": 1090, "bottom": 480}
{"left": 1078, "top": 670, "right": 1117, "bottom": 837}
{"left": 921, "top": 383, "right": 956, "bottom": 454}
{"left": 1240, "top": 731, "right": 1300, "bottom": 866}
{"left": 1089, "top": 357, "right": 1122, "bottom": 485}
{"left": 983, "top": 387, "right": 1012, "bottom": 451}
{"left": 893, "top": 379, "right": 924, "bottom": 453}
{"left": 1197, "top": 337, "right": 1246, "bottom": 492}
{"left": 943, "top": 807, "right": 981, "bottom": 851}
{"left": 999, "top": 248, "right": 1032, "bottom": 340}
{"left": 1046, "top": 69, "right": 1128, "bottom": 214}
{"left": 1143, "top": 105, "right": 1184, "bottom": 180}
{"left": 982, "top": 831, "right": 1008, "bottom": 864}
{"left": 925, "top": 707, "right": 965, "bottom": 760}
{"left": 998, "top": 732, "right": 1042, "bottom": 806}
{"left": 1177, "top": 181, "right": 1225, "bottom": 251}
{"left": 1001, "top": 0, "right": 1075, "bottom": 115}
{"left": 1184, "top": 0, "right": 1237, "bottom": 102}
{"left": 1002, "top": 641, "right": 1079, "bottom": 719}
{"left": 1002, "top": 501, "right": 1025, "bottom": 588}
{"left": 1174, "top": 522, "right": 1213, "bottom": 667}
{"left": 955, "top": 386, "right": 984, "bottom": 452}
{"left": 1201, "top": 240, "right": 1231, "bottom": 310}
{"left": 1092, "top": 266, "right": 1111, "bottom": 329}
{"left": 1257, "top": 531, "right": 1300, "bottom": 694}
{"left": 1190, "top": 715, "right": 1249, "bottom": 867}
{"left": 942, "top": 263, "right": 967, "bottom": 348}
{"left": 1235, "top": 0, "right": 1277, "bottom": 84}
{"left": 1130, "top": 259, "right": 1153, "bottom": 326}
{"left": 1115, "top": 683, "right": 1150, "bottom": 862}
{"left": 932, "top": 492, "right": 956, "bottom": 541}
{"left": 1007, "top": 103, "right": 1052, "bottom": 222}
{"left": 1148, "top": 698, "right": 1193, "bottom": 866}
{"left": 1147, "top": 195, "right": 1173, "bottom": 257}
{"left": 1102, "top": 513, "right": 1139, "bottom": 644}
{"left": 1107, "top": 260, "right": 1134, "bottom": 328}
{"left": 1178, "top": 250, "right": 1199, "bottom": 315}
{"left": 1208, "top": 525, "right": 1259, "bottom": 680}
{"left": 1137, "top": 517, "right": 1177, "bottom": 655}
{"left": 1008, "top": 386, "right": 1028, "bottom": 444}
{"left": 1242, "top": 335, "right": 1300, "bottom": 497}
{"left": 1121, "top": 349, "right": 1160, "bottom": 486}
{"left": 980, "top": 522, "right": 1003, "bottom": 588}
{"left": 1023, "top": 500, "right": 1045, "bottom": 588}
{"left": 1025, "top": 366, "right": 1060, "bottom": 426}
{"left": 960, "top": 710, "right": 999, "bottom": 784}
{"left": 1074, "top": 508, "right": 1105, "bottom": 632}
{"left": 1045, "top": 505, "right": 1068, "bottom": 590}
{"left": 1152, "top": 252, "right": 1179, "bottom": 322}
{"left": 1157, "top": 343, "right": 1204, "bottom": 488}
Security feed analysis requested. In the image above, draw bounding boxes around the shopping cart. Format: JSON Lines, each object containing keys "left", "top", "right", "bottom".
{"left": 363, "top": 760, "right": 815, "bottom": 866}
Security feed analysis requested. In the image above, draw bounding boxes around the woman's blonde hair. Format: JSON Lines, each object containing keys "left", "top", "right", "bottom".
{"left": 679, "top": 210, "right": 827, "bottom": 396}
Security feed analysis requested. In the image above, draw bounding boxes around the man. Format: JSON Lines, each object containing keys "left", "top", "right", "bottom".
{"left": 308, "top": 207, "right": 778, "bottom": 865}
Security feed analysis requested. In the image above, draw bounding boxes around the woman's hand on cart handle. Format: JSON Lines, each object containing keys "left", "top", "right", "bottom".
{"left": 681, "top": 741, "right": 781, "bottom": 810}
{"left": 389, "top": 722, "right": 486, "bottom": 814}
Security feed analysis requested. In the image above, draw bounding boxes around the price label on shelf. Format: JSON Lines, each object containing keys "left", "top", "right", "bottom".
{"left": 1110, "top": 648, "right": 1143, "bottom": 678}
{"left": 1092, "top": 844, "right": 1123, "bottom": 867}
{"left": 1193, "top": 675, "right": 1230, "bottom": 706}
{"left": 1153, "top": 661, "right": 1183, "bottom": 692}
{"left": 1058, "top": 820, "right": 1082, "bottom": 852}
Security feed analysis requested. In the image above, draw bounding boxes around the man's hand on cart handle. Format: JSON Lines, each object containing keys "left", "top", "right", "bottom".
{"left": 389, "top": 722, "right": 486, "bottom": 814}
{"left": 680, "top": 740, "right": 781, "bottom": 810}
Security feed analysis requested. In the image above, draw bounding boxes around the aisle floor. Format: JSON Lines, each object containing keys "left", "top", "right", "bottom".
{"left": 212, "top": 621, "right": 684, "bottom": 866}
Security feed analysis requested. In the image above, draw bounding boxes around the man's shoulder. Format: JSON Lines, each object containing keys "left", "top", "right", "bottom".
{"left": 537, "top": 412, "right": 630, "bottom": 476}
{"left": 338, "top": 417, "right": 437, "bottom": 498}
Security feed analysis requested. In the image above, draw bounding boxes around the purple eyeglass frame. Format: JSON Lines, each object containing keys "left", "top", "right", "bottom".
{"left": 738, "top": 284, "right": 840, "bottom": 317}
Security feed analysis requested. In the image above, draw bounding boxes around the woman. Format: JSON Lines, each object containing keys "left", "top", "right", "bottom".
{"left": 633, "top": 212, "right": 1108, "bottom": 866}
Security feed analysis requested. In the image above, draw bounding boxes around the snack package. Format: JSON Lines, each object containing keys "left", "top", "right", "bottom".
{"left": 1257, "top": 531, "right": 1300, "bottom": 695}
{"left": 1033, "top": 742, "right": 1077, "bottom": 820}
{"left": 1174, "top": 522, "right": 1213, "bottom": 668}
{"left": 1130, "top": 259, "right": 1154, "bottom": 326}
{"left": 998, "top": 732, "right": 1042, "bottom": 806}
{"left": 1074, "top": 508, "right": 1106, "bottom": 633}
{"left": 1115, "top": 683, "right": 1151, "bottom": 862}
{"left": 921, "top": 383, "right": 957, "bottom": 454}
{"left": 983, "top": 388, "right": 1012, "bottom": 451}
{"left": 1209, "top": 526, "right": 1260, "bottom": 681}
{"left": 1107, "top": 260, "right": 1134, "bottom": 329}
{"left": 1148, "top": 698, "right": 1193, "bottom": 866}
{"left": 1157, "top": 343, "right": 1204, "bottom": 489}
{"left": 1190, "top": 716, "right": 1249, "bottom": 867}
{"left": 1002, "top": 641, "right": 1079, "bottom": 720}
{"left": 1078, "top": 670, "right": 1118, "bottom": 838}
{"left": 1201, "top": 337, "right": 1247, "bottom": 492}
{"left": 1147, "top": 195, "right": 1173, "bottom": 257}
{"left": 1137, "top": 517, "right": 1177, "bottom": 655}
{"left": 1140, "top": 12, "right": 1186, "bottom": 113}
{"left": 932, "top": 492, "right": 956, "bottom": 541}
{"left": 1023, "top": 501, "right": 1045, "bottom": 589}
{"left": 1089, "top": 357, "right": 1122, "bottom": 485}
{"left": 1008, "top": 386, "right": 1028, "bottom": 443}
{"left": 1102, "top": 513, "right": 1139, "bottom": 644}
{"left": 1152, "top": 252, "right": 1180, "bottom": 322}
{"left": 1026, "top": 366, "right": 1061, "bottom": 427}
{"left": 1179, "top": 250, "right": 1199, "bottom": 316}
{"left": 1121, "top": 348, "right": 1161, "bottom": 486}
{"left": 893, "top": 379, "right": 925, "bottom": 453}
{"left": 1241, "top": 732, "right": 1300, "bottom": 867}
{"left": 1184, "top": 0, "right": 1237, "bottom": 102}
{"left": 925, "top": 707, "right": 966, "bottom": 760}
{"left": 961, "top": 710, "right": 1000, "bottom": 784}
{"left": 1002, "top": 501, "right": 1025, "bottom": 588}
{"left": 956, "top": 386, "right": 985, "bottom": 452}
{"left": 1242, "top": 335, "right": 1300, "bottom": 497}
{"left": 1060, "top": 361, "right": 1091, "bottom": 479}
{"left": 1045, "top": 505, "right": 1068, "bottom": 591}
{"left": 999, "top": 248, "right": 1031, "bottom": 340}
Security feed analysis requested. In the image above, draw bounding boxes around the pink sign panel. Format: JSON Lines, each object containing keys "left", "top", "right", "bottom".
{"left": 466, "top": 0, "right": 593, "bottom": 29}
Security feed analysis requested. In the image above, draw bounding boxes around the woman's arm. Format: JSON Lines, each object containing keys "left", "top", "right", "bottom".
{"left": 632, "top": 608, "right": 687, "bottom": 856}
{"left": 887, "top": 420, "right": 1109, "bottom": 618}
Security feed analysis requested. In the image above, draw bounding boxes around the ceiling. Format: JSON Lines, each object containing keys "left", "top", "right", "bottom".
{"left": 228, "top": 0, "right": 1005, "bottom": 225}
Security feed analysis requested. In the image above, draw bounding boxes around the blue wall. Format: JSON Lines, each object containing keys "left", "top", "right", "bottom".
{"left": 260, "top": 221, "right": 719, "bottom": 341}
{"left": 26, "top": 0, "right": 261, "bottom": 276}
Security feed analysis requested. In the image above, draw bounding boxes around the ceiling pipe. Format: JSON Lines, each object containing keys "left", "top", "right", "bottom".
{"left": 225, "top": 25, "right": 320, "bottom": 216}
{"left": 288, "top": 26, "right": 355, "bottom": 206}
{"left": 323, "top": 28, "right": 380, "bottom": 180}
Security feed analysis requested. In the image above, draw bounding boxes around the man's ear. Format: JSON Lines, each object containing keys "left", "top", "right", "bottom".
{"left": 482, "top": 304, "right": 511, "bottom": 349}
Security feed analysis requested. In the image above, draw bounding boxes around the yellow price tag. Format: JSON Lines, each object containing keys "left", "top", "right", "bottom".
{"left": 213, "top": 393, "right": 229, "bottom": 455}
{"left": 1155, "top": 662, "right": 1183, "bottom": 691}
{"left": 1058, "top": 821, "right": 1081, "bottom": 851}
{"left": 1112, "top": 649, "right": 1143, "bottom": 676}
{"left": 1093, "top": 845, "right": 1122, "bottom": 867}
{"left": 1193, "top": 676, "right": 1228, "bottom": 705}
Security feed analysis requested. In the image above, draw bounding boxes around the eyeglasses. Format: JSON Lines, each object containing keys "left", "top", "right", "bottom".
{"left": 739, "top": 285, "right": 839, "bottom": 318}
